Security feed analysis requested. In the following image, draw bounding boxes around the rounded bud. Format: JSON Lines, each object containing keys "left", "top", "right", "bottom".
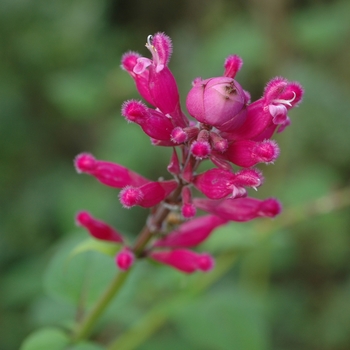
{"left": 197, "top": 253, "right": 215, "bottom": 272}
{"left": 190, "top": 140, "right": 211, "bottom": 159}
{"left": 181, "top": 203, "right": 197, "bottom": 218}
{"left": 171, "top": 127, "right": 188, "bottom": 144}
{"left": 75, "top": 153, "right": 96, "bottom": 173}
{"left": 115, "top": 248, "right": 135, "bottom": 271}
{"left": 186, "top": 77, "right": 247, "bottom": 131}
{"left": 259, "top": 198, "right": 282, "bottom": 217}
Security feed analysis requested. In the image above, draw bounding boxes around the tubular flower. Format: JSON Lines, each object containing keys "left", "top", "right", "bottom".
{"left": 74, "top": 33, "right": 303, "bottom": 274}
{"left": 75, "top": 211, "right": 124, "bottom": 243}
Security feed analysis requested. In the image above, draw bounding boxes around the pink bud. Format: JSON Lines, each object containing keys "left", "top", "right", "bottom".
{"left": 171, "top": 127, "right": 188, "bottom": 144}
{"left": 193, "top": 197, "right": 282, "bottom": 222}
{"left": 119, "top": 186, "right": 143, "bottom": 208}
{"left": 119, "top": 180, "right": 178, "bottom": 208}
{"left": 122, "top": 100, "right": 174, "bottom": 141}
{"left": 190, "top": 140, "right": 211, "bottom": 159}
{"left": 225, "top": 139, "right": 280, "bottom": 167}
{"left": 76, "top": 211, "right": 124, "bottom": 243}
{"left": 197, "top": 253, "right": 215, "bottom": 272}
{"left": 190, "top": 130, "right": 211, "bottom": 159}
{"left": 181, "top": 203, "right": 197, "bottom": 218}
{"left": 74, "top": 153, "right": 149, "bottom": 188}
{"left": 150, "top": 249, "right": 215, "bottom": 273}
{"left": 115, "top": 247, "right": 135, "bottom": 271}
{"left": 186, "top": 76, "right": 247, "bottom": 131}
{"left": 154, "top": 215, "right": 227, "bottom": 248}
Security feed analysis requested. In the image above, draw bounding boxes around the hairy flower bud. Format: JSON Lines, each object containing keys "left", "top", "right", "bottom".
{"left": 75, "top": 153, "right": 149, "bottom": 188}
{"left": 119, "top": 180, "right": 178, "bottom": 208}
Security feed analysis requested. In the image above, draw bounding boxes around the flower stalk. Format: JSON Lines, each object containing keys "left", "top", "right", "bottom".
{"left": 72, "top": 269, "right": 131, "bottom": 342}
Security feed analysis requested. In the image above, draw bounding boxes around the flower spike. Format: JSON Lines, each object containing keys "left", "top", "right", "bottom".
{"left": 74, "top": 32, "right": 303, "bottom": 276}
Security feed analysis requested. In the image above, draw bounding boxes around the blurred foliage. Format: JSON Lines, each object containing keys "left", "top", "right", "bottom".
{"left": 1, "top": 0, "right": 350, "bottom": 349}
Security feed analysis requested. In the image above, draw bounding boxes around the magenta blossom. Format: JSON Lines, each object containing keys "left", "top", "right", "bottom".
{"left": 75, "top": 32, "right": 303, "bottom": 273}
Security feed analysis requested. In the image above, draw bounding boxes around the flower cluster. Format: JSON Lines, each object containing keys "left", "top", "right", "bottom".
{"left": 75, "top": 33, "right": 303, "bottom": 274}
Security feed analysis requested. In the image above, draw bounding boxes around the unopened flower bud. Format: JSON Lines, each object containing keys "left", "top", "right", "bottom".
{"left": 186, "top": 76, "right": 247, "bottom": 131}
{"left": 115, "top": 247, "right": 135, "bottom": 271}
{"left": 76, "top": 211, "right": 124, "bottom": 243}
{"left": 171, "top": 127, "right": 188, "bottom": 144}
{"left": 225, "top": 139, "right": 280, "bottom": 167}
{"left": 193, "top": 197, "right": 281, "bottom": 222}
{"left": 119, "top": 180, "right": 178, "bottom": 208}
{"left": 122, "top": 100, "right": 174, "bottom": 141}
{"left": 197, "top": 253, "right": 215, "bottom": 272}
{"left": 75, "top": 153, "right": 149, "bottom": 188}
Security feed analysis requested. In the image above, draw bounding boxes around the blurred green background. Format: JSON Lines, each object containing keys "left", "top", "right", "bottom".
{"left": 1, "top": 0, "right": 350, "bottom": 349}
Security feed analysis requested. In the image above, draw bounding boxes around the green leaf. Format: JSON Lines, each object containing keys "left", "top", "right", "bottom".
{"left": 44, "top": 234, "right": 118, "bottom": 307}
{"left": 69, "top": 238, "right": 121, "bottom": 259}
{"left": 20, "top": 327, "right": 69, "bottom": 350}
{"left": 67, "top": 342, "right": 105, "bottom": 350}
{"left": 201, "top": 221, "right": 257, "bottom": 253}
{"left": 174, "top": 289, "right": 269, "bottom": 350}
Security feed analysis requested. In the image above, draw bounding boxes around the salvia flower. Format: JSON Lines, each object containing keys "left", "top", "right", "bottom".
{"left": 74, "top": 33, "right": 303, "bottom": 274}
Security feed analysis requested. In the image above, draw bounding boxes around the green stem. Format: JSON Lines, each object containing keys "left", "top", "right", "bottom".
{"left": 107, "top": 252, "right": 237, "bottom": 350}
{"left": 72, "top": 269, "right": 131, "bottom": 342}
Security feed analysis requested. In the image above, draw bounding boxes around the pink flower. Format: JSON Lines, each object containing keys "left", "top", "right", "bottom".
{"left": 115, "top": 247, "right": 135, "bottom": 271}
{"left": 121, "top": 33, "right": 188, "bottom": 128}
